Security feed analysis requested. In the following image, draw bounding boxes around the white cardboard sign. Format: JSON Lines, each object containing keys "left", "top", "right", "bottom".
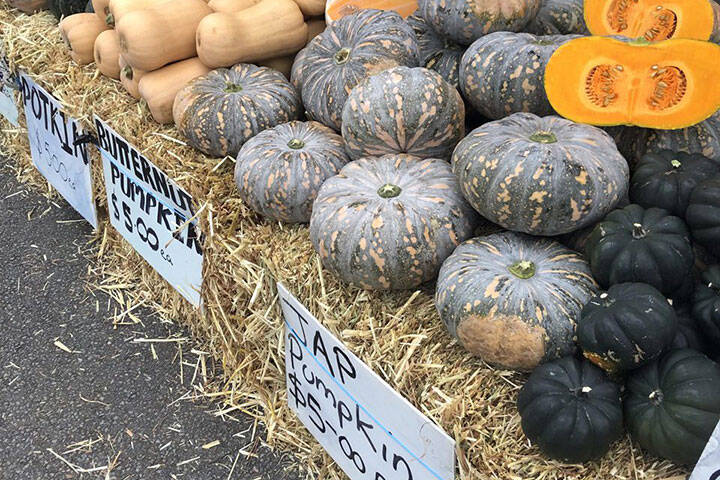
{"left": 280, "top": 283, "right": 456, "bottom": 480}
{"left": 0, "top": 54, "right": 19, "bottom": 126}
{"left": 94, "top": 115, "right": 203, "bottom": 307}
{"left": 689, "top": 420, "right": 720, "bottom": 480}
{"left": 19, "top": 73, "right": 97, "bottom": 227}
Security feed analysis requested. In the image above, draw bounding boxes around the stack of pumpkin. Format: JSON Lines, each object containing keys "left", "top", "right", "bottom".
{"left": 55, "top": 0, "right": 326, "bottom": 124}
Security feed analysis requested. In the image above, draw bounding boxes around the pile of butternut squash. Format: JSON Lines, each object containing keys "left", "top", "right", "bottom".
{"left": 56, "top": 0, "right": 326, "bottom": 124}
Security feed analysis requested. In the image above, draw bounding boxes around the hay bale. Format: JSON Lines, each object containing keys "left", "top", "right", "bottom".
{"left": 0, "top": 6, "right": 689, "bottom": 478}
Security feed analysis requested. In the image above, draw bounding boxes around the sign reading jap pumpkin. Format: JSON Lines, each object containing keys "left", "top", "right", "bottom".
{"left": 0, "top": 53, "right": 18, "bottom": 126}
{"left": 690, "top": 420, "right": 720, "bottom": 480}
{"left": 93, "top": 115, "right": 203, "bottom": 307}
{"left": 19, "top": 72, "right": 97, "bottom": 228}
{"left": 280, "top": 283, "right": 456, "bottom": 480}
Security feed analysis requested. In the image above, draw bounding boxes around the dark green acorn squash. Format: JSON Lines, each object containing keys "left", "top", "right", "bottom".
{"left": 517, "top": 356, "right": 623, "bottom": 463}
{"left": 670, "top": 305, "right": 709, "bottom": 354}
{"left": 686, "top": 176, "right": 720, "bottom": 257}
{"left": 692, "top": 265, "right": 720, "bottom": 350}
{"left": 578, "top": 283, "right": 677, "bottom": 372}
{"left": 625, "top": 348, "right": 720, "bottom": 465}
{"left": 436, "top": 231, "right": 599, "bottom": 371}
{"left": 586, "top": 204, "right": 694, "bottom": 296}
{"left": 630, "top": 150, "right": 720, "bottom": 217}
{"left": 49, "top": 0, "right": 87, "bottom": 18}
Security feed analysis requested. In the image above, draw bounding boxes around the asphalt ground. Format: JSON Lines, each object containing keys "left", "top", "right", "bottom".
{"left": 0, "top": 157, "right": 299, "bottom": 480}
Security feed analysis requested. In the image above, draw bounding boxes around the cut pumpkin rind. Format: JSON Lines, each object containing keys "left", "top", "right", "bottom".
{"left": 584, "top": 0, "right": 719, "bottom": 42}
{"left": 545, "top": 36, "right": 720, "bottom": 129}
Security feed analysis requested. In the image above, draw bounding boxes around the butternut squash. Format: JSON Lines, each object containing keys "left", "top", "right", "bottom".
{"left": 197, "top": 0, "right": 307, "bottom": 68}
{"left": 258, "top": 55, "right": 294, "bottom": 78}
{"left": 106, "top": 0, "right": 163, "bottom": 26}
{"left": 138, "top": 57, "right": 210, "bottom": 124}
{"left": 116, "top": 0, "right": 212, "bottom": 71}
{"left": 119, "top": 55, "right": 145, "bottom": 99}
{"left": 207, "top": 0, "right": 260, "bottom": 11}
{"left": 306, "top": 17, "right": 325, "bottom": 42}
{"left": 94, "top": 30, "right": 121, "bottom": 78}
{"left": 293, "top": 0, "right": 324, "bottom": 16}
{"left": 8, "top": 0, "right": 50, "bottom": 14}
{"left": 59, "top": 14, "right": 111, "bottom": 65}
{"left": 91, "top": 0, "right": 110, "bottom": 22}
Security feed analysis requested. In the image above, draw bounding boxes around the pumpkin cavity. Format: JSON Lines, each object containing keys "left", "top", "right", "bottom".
{"left": 607, "top": 0, "right": 678, "bottom": 40}
{"left": 585, "top": 64, "right": 622, "bottom": 108}
{"left": 647, "top": 65, "right": 687, "bottom": 111}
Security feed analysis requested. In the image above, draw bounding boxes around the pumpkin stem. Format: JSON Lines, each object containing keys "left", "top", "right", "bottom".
{"left": 377, "top": 183, "right": 402, "bottom": 199}
{"left": 671, "top": 159, "right": 682, "bottom": 168}
{"left": 529, "top": 131, "right": 557, "bottom": 144}
{"left": 334, "top": 48, "right": 351, "bottom": 65}
{"left": 648, "top": 389, "right": 664, "bottom": 406}
{"left": 632, "top": 223, "right": 647, "bottom": 239}
{"left": 122, "top": 66, "right": 133, "bottom": 80}
{"left": 105, "top": 12, "right": 114, "bottom": 26}
{"left": 287, "top": 138, "right": 305, "bottom": 150}
{"left": 225, "top": 83, "right": 243, "bottom": 93}
{"left": 571, "top": 386, "right": 593, "bottom": 397}
{"left": 598, "top": 292, "right": 616, "bottom": 307}
{"left": 508, "top": 260, "right": 536, "bottom": 279}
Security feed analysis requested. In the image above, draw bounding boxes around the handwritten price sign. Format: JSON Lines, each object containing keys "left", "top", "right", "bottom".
{"left": 690, "top": 420, "right": 720, "bottom": 480}
{"left": 280, "top": 283, "right": 455, "bottom": 480}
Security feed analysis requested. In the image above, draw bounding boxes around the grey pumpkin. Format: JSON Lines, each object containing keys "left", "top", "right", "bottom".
{"left": 525, "top": 0, "right": 589, "bottom": 35}
{"left": 436, "top": 231, "right": 599, "bottom": 371}
{"left": 234, "top": 121, "right": 350, "bottom": 223}
{"left": 460, "top": 32, "right": 580, "bottom": 120}
{"left": 452, "top": 113, "right": 629, "bottom": 236}
{"left": 342, "top": 66, "right": 465, "bottom": 161}
{"left": 290, "top": 9, "right": 419, "bottom": 131}
{"left": 406, "top": 11, "right": 465, "bottom": 88}
{"left": 309, "top": 154, "right": 478, "bottom": 290}
{"left": 173, "top": 63, "right": 301, "bottom": 158}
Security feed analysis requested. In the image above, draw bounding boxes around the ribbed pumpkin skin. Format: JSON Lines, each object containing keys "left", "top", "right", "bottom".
{"left": 435, "top": 232, "right": 598, "bottom": 371}
{"left": 672, "top": 306, "right": 711, "bottom": 354}
{"left": 517, "top": 356, "right": 623, "bottom": 463}
{"left": 525, "top": 0, "right": 588, "bottom": 34}
{"left": 291, "top": 9, "right": 419, "bottom": 131}
{"left": 342, "top": 67, "right": 464, "bottom": 161}
{"left": 452, "top": 113, "right": 629, "bottom": 236}
{"left": 686, "top": 176, "right": 720, "bottom": 257}
{"left": 625, "top": 349, "right": 720, "bottom": 465}
{"left": 173, "top": 64, "right": 301, "bottom": 158}
{"left": 406, "top": 12, "right": 464, "bottom": 87}
{"left": 460, "top": 32, "right": 579, "bottom": 120}
{"left": 586, "top": 204, "right": 694, "bottom": 296}
{"left": 234, "top": 121, "right": 350, "bottom": 223}
{"left": 630, "top": 150, "right": 720, "bottom": 217}
{"left": 692, "top": 265, "right": 720, "bottom": 349}
{"left": 578, "top": 283, "right": 677, "bottom": 372}
{"left": 631, "top": 111, "right": 720, "bottom": 164}
{"left": 309, "top": 155, "right": 478, "bottom": 290}
{"left": 417, "top": 0, "right": 540, "bottom": 45}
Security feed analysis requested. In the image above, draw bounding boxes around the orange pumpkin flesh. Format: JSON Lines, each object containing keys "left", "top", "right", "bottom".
{"left": 545, "top": 36, "right": 720, "bottom": 129}
{"left": 325, "top": 0, "right": 416, "bottom": 23}
{"left": 584, "top": 0, "right": 717, "bottom": 41}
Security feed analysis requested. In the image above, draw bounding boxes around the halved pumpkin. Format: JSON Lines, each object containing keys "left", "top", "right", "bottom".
{"left": 545, "top": 36, "right": 720, "bottom": 129}
{"left": 584, "top": 0, "right": 719, "bottom": 42}
{"left": 324, "top": 0, "right": 416, "bottom": 23}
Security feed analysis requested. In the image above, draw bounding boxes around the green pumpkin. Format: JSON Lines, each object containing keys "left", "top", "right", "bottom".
{"left": 417, "top": 0, "right": 540, "bottom": 45}
{"left": 578, "top": 283, "right": 677, "bottom": 372}
{"left": 452, "top": 113, "right": 629, "bottom": 236}
{"left": 670, "top": 306, "right": 710, "bottom": 354}
{"left": 234, "top": 121, "right": 350, "bottom": 223}
{"left": 586, "top": 204, "right": 694, "bottom": 297}
{"left": 459, "top": 32, "right": 580, "bottom": 120}
{"left": 692, "top": 265, "right": 720, "bottom": 350}
{"left": 341, "top": 66, "right": 465, "bottom": 161}
{"left": 517, "top": 356, "right": 623, "bottom": 463}
{"left": 625, "top": 348, "right": 720, "bottom": 465}
{"left": 630, "top": 150, "right": 720, "bottom": 217}
{"left": 525, "top": 0, "right": 589, "bottom": 35}
{"left": 173, "top": 64, "right": 301, "bottom": 158}
{"left": 686, "top": 176, "right": 720, "bottom": 257}
{"left": 49, "top": 0, "right": 86, "bottom": 17}
{"left": 290, "top": 9, "right": 418, "bottom": 131}
{"left": 406, "top": 11, "right": 465, "bottom": 88}
{"left": 309, "top": 154, "right": 478, "bottom": 290}
{"left": 435, "top": 231, "right": 599, "bottom": 371}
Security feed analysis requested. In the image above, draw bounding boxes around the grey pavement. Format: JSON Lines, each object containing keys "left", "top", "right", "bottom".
{"left": 0, "top": 156, "right": 299, "bottom": 480}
